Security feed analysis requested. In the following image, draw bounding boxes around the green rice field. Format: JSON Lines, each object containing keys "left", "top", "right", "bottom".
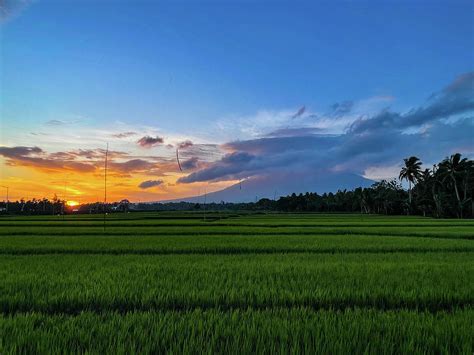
{"left": 0, "top": 212, "right": 473, "bottom": 353}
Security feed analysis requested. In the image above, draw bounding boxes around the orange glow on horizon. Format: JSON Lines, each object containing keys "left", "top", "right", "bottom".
{"left": 1, "top": 161, "right": 236, "bottom": 203}
{"left": 66, "top": 200, "right": 79, "bottom": 207}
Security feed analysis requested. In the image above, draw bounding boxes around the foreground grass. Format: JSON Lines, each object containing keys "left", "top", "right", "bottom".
{"left": 1, "top": 309, "right": 472, "bottom": 354}
{"left": 1, "top": 253, "right": 472, "bottom": 313}
{"left": 1, "top": 225, "right": 473, "bottom": 239}
{"left": 0, "top": 234, "right": 473, "bottom": 255}
{"left": 0, "top": 212, "right": 472, "bottom": 353}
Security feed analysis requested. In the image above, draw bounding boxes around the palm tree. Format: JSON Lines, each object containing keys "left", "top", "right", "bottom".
{"left": 438, "top": 153, "right": 469, "bottom": 217}
{"left": 399, "top": 156, "right": 422, "bottom": 205}
{"left": 414, "top": 169, "right": 434, "bottom": 217}
{"left": 461, "top": 160, "right": 474, "bottom": 218}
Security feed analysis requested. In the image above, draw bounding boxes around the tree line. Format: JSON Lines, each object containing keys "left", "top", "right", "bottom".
{"left": 1, "top": 153, "right": 472, "bottom": 218}
{"left": 260, "top": 153, "right": 473, "bottom": 218}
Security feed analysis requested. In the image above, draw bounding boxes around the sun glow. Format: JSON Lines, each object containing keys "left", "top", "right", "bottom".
{"left": 66, "top": 200, "right": 79, "bottom": 207}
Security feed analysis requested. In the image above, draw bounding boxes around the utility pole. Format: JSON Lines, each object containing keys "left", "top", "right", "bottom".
{"left": 62, "top": 178, "right": 67, "bottom": 219}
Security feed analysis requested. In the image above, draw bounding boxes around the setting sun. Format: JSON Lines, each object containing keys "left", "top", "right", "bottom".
{"left": 66, "top": 201, "right": 79, "bottom": 207}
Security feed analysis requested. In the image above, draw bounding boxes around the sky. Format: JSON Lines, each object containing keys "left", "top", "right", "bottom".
{"left": 0, "top": 0, "right": 473, "bottom": 203}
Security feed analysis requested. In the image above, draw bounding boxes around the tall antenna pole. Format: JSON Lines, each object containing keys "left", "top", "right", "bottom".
{"left": 63, "top": 177, "right": 67, "bottom": 220}
{"left": 104, "top": 143, "right": 109, "bottom": 232}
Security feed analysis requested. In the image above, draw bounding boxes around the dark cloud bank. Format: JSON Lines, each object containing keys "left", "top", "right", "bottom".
{"left": 178, "top": 72, "right": 474, "bottom": 187}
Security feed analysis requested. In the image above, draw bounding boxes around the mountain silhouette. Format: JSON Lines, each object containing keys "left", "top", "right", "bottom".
{"left": 162, "top": 172, "right": 373, "bottom": 203}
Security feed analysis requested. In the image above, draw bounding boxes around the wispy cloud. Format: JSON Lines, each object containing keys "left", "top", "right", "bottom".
{"left": 330, "top": 101, "right": 353, "bottom": 117}
{"left": 45, "top": 117, "right": 83, "bottom": 126}
{"left": 291, "top": 106, "right": 306, "bottom": 119}
{"left": 177, "top": 140, "right": 194, "bottom": 149}
{"left": 112, "top": 131, "right": 136, "bottom": 139}
{"left": 0, "top": 0, "right": 33, "bottom": 23}
{"left": 45, "top": 120, "right": 67, "bottom": 126}
{"left": 350, "top": 72, "right": 474, "bottom": 134}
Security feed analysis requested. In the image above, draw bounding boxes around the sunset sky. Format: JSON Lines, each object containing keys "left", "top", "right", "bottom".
{"left": 1, "top": 0, "right": 473, "bottom": 203}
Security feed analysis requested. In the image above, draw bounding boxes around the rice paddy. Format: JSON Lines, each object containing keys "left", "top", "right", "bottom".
{"left": 0, "top": 212, "right": 473, "bottom": 353}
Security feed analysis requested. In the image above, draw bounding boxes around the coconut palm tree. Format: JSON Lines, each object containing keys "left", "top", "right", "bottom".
{"left": 460, "top": 160, "right": 474, "bottom": 218}
{"left": 399, "top": 156, "right": 422, "bottom": 205}
{"left": 438, "top": 153, "right": 469, "bottom": 217}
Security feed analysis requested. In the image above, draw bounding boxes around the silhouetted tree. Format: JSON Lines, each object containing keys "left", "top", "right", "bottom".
{"left": 399, "top": 156, "right": 422, "bottom": 209}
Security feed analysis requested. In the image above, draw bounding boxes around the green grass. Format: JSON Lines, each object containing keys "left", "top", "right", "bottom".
{"left": 0, "top": 234, "right": 473, "bottom": 255}
{"left": 1, "top": 309, "right": 472, "bottom": 354}
{"left": 0, "top": 212, "right": 473, "bottom": 353}
{"left": 1, "top": 253, "right": 473, "bottom": 313}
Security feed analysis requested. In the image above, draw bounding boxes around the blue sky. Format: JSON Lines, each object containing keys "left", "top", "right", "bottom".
{"left": 3, "top": 1, "right": 473, "bottom": 130}
{"left": 0, "top": 0, "right": 473, "bottom": 201}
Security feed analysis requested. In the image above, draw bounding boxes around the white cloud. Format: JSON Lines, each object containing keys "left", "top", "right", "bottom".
{"left": 363, "top": 164, "right": 401, "bottom": 181}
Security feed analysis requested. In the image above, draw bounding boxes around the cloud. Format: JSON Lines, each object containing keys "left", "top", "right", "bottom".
{"left": 265, "top": 127, "right": 324, "bottom": 137}
{"left": 178, "top": 73, "right": 474, "bottom": 184}
{"left": 177, "top": 140, "right": 194, "bottom": 149}
{"left": 330, "top": 101, "right": 353, "bottom": 117}
{"left": 45, "top": 120, "right": 66, "bottom": 126}
{"left": 45, "top": 118, "right": 83, "bottom": 126}
{"left": 224, "top": 135, "right": 341, "bottom": 155}
{"left": 291, "top": 106, "right": 306, "bottom": 119}
{"left": 138, "top": 180, "right": 164, "bottom": 189}
{"left": 363, "top": 164, "right": 403, "bottom": 181}
{"left": 112, "top": 132, "right": 136, "bottom": 139}
{"left": 49, "top": 149, "right": 128, "bottom": 160}
{"left": 0, "top": 146, "right": 43, "bottom": 157}
{"left": 2, "top": 72, "right": 472, "bottom": 191}
{"left": 137, "top": 136, "right": 165, "bottom": 148}
{"left": 178, "top": 139, "right": 336, "bottom": 184}
{"left": 0, "top": 147, "right": 130, "bottom": 163}
{"left": 402, "top": 72, "right": 474, "bottom": 127}
{"left": 0, "top": 146, "right": 97, "bottom": 173}
{"left": 214, "top": 109, "right": 316, "bottom": 140}
{"left": 0, "top": 0, "right": 32, "bottom": 23}
{"left": 350, "top": 71, "right": 474, "bottom": 133}
{"left": 181, "top": 157, "right": 200, "bottom": 170}
{"left": 174, "top": 143, "right": 222, "bottom": 162}
{"left": 0, "top": 146, "right": 158, "bottom": 175}
{"left": 178, "top": 151, "right": 256, "bottom": 183}
{"left": 108, "top": 159, "right": 159, "bottom": 174}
